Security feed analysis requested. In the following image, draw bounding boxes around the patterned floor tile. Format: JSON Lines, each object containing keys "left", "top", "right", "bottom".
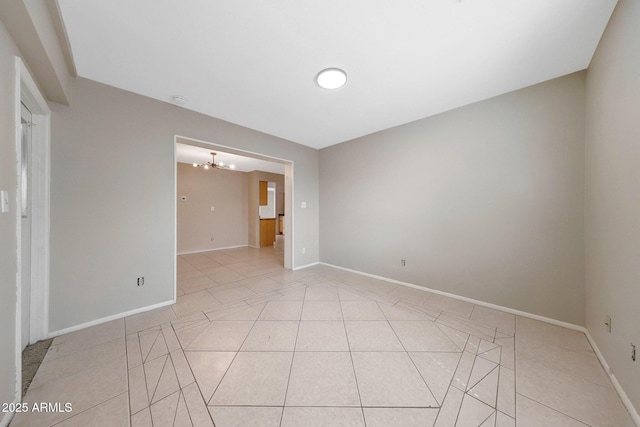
{"left": 18, "top": 248, "right": 635, "bottom": 427}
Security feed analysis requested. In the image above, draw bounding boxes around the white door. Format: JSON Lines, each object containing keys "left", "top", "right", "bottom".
{"left": 21, "top": 102, "right": 32, "bottom": 350}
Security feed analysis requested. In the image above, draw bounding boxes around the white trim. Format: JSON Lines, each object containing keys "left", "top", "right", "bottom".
{"left": 17, "top": 58, "right": 51, "bottom": 345}
{"left": 284, "top": 162, "right": 293, "bottom": 270}
{"left": 27, "top": 112, "right": 50, "bottom": 343}
{"left": 18, "top": 61, "right": 50, "bottom": 115}
{"left": 0, "top": 396, "right": 20, "bottom": 427}
{"left": 584, "top": 331, "right": 640, "bottom": 425}
{"left": 178, "top": 245, "right": 249, "bottom": 255}
{"left": 13, "top": 57, "right": 51, "bottom": 408}
{"left": 320, "top": 262, "right": 586, "bottom": 330}
{"left": 319, "top": 261, "right": 640, "bottom": 421}
{"left": 47, "top": 300, "right": 174, "bottom": 338}
{"left": 175, "top": 134, "right": 292, "bottom": 164}
{"left": 294, "top": 261, "right": 320, "bottom": 271}
{"left": 173, "top": 142, "right": 177, "bottom": 304}
{"left": 173, "top": 135, "right": 294, "bottom": 270}
{"left": 13, "top": 55, "right": 23, "bottom": 409}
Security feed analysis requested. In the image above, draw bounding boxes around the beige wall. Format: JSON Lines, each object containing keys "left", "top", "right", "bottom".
{"left": 0, "top": 19, "right": 22, "bottom": 423}
{"left": 247, "top": 171, "right": 285, "bottom": 247}
{"left": 4, "top": 0, "right": 637, "bottom": 415}
{"left": 585, "top": 0, "right": 640, "bottom": 409}
{"left": 320, "top": 72, "right": 586, "bottom": 325}
{"left": 177, "top": 162, "right": 248, "bottom": 254}
{"left": 49, "top": 77, "right": 319, "bottom": 333}
{"left": 0, "top": 0, "right": 72, "bottom": 105}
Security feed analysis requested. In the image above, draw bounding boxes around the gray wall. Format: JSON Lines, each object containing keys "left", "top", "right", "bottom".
{"left": 585, "top": 0, "right": 640, "bottom": 408}
{"left": 177, "top": 162, "right": 249, "bottom": 253}
{"left": 3, "top": 0, "right": 638, "bottom": 416}
{"left": 0, "top": 19, "right": 21, "bottom": 420}
{"left": 49, "top": 77, "right": 319, "bottom": 333}
{"left": 320, "top": 72, "right": 586, "bottom": 325}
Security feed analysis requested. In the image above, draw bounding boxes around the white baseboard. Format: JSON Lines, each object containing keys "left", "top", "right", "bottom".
{"left": 320, "top": 262, "right": 582, "bottom": 330}
{"left": 293, "top": 261, "right": 320, "bottom": 271}
{"left": 38, "top": 259, "right": 640, "bottom": 425}
{"left": 177, "top": 245, "right": 248, "bottom": 256}
{"left": 584, "top": 331, "right": 640, "bottom": 425}
{"left": 47, "top": 299, "right": 175, "bottom": 338}
{"left": 319, "top": 261, "right": 640, "bottom": 424}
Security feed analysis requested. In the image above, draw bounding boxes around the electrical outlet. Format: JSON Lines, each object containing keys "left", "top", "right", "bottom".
{"left": 0, "top": 190, "right": 8, "bottom": 213}
{"left": 137, "top": 276, "right": 144, "bottom": 286}
{"left": 301, "top": 247, "right": 306, "bottom": 254}
{"left": 401, "top": 259, "right": 406, "bottom": 267}
{"left": 605, "top": 315, "right": 612, "bottom": 333}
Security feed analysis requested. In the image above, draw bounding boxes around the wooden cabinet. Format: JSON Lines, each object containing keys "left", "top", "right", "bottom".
{"left": 259, "top": 181, "right": 268, "bottom": 206}
{"left": 260, "top": 218, "right": 276, "bottom": 247}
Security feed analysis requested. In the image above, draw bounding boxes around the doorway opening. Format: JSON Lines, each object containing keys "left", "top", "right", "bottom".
{"left": 173, "top": 136, "right": 294, "bottom": 280}
{"left": 15, "top": 57, "right": 51, "bottom": 402}
{"left": 20, "top": 102, "right": 32, "bottom": 350}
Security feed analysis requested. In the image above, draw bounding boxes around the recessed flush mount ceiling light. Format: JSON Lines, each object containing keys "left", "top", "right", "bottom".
{"left": 316, "top": 68, "right": 347, "bottom": 89}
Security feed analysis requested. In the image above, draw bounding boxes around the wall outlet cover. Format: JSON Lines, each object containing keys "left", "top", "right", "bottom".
{"left": 0, "top": 190, "right": 8, "bottom": 213}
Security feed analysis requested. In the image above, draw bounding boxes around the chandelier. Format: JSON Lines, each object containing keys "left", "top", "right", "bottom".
{"left": 192, "top": 152, "right": 234, "bottom": 170}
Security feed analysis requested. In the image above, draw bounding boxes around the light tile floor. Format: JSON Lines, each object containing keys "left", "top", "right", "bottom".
{"left": 11, "top": 246, "right": 635, "bottom": 426}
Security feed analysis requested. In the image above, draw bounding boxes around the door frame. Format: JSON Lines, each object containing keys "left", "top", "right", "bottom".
{"left": 173, "top": 135, "right": 294, "bottom": 280}
{"left": 20, "top": 101, "right": 32, "bottom": 351}
{"left": 14, "top": 56, "right": 51, "bottom": 395}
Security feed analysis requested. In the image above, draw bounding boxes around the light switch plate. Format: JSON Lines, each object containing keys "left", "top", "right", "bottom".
{"left": 1, "top": 190, "right": 8, "bottom": 213}
{"left": 301, "top": 202, "right": 307, "bottom": 208}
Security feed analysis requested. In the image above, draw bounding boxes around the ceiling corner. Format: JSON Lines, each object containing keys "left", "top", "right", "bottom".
{"left": 0, "top": 0, "right": 74, "bottom": 105}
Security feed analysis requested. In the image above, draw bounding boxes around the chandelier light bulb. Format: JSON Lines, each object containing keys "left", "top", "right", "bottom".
{"left": 192, "top": 152, "right": 234, "bottom": 171}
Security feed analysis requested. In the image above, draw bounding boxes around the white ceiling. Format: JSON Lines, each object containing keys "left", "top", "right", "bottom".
{"left": 57, "top": 0, "right": 617, "bottom": 149}
{"left": 176, "top": 143, "right": 285, "bottom": 174}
